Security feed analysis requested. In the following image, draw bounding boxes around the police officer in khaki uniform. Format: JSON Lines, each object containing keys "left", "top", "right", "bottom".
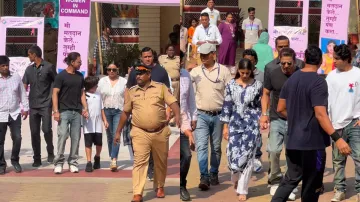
{"left": 158, "top": 44, "right": 180, "bottom": 101}
{"left": 114, "top": 64, "right": 180, "bottom": 202}
{"left": 43, "top": 23, "right": 58, "bottom": 68}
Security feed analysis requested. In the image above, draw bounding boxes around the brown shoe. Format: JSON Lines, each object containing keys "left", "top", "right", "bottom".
{"left": 156, "top": 187, "right": 165, "bottom": 198}
{"left": 131, "top": 194, "right": 143, "bottom": 202}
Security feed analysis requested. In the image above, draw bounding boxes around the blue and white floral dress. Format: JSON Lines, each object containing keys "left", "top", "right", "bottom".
{"left": 219, "top": 79, "right": 262, "bottom": 172}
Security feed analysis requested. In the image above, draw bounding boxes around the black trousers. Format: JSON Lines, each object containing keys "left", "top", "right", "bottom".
{"left": 0, "top": 115, "right": 22, "bottom": 168}
{"left": 180, "top": 132, "right": 192, "bottom": 187}
{"left": 29, "top": 108, "right": 54, "bottom": 161}
{"left": 148, "top": 153, "right": 154, "bottom": 176}
{"left": 271, "top": 149, "right": 326, "bottom": 202}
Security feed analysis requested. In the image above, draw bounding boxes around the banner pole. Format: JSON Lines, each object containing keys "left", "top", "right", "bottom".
{"left": 95, "top": 2, "right": 104, "bottom": 75}
{"left": 357, "top": 0, "right": 360, "bottom": 36}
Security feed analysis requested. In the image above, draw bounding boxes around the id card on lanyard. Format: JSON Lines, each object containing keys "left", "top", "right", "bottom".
{"left": 202, "top": 63, "right": 220, "bottom": 83}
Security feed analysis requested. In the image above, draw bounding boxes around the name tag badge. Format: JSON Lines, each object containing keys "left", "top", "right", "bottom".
{"left": 210, "top": 15, "right": 214, "bottom": 19}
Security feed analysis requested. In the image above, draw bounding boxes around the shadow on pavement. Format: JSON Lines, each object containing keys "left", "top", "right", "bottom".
{"left": 187, "top": 172, "right": 232, "bottom": 200}
{"left": 142, "top": 185, "right": 180, "bottom": 201}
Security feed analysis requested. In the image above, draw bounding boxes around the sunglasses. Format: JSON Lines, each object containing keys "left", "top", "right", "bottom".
{"left": 107, "top": 68, "right": 117, "bottom": 72}
{"left": 281, "top": 62, "right": 292, "bottom": 66}
{"left": 277, "top": 46, "right": 288, "bottom": 49}
{"left": 136, "top": 70, "right": 148, "bottom": 75}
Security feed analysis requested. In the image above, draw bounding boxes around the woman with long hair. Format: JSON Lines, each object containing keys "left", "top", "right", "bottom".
{"left": 218, "top": 12, "right": 237, "bottom": 76}
{"left": 188, "top": 18, "right": 198, "bottom": 58}
{"left": 319, "top": 40, "right": 336, "bottom": 74}
{"left": 220, "top": 58, "right": 262, "bottom": 201}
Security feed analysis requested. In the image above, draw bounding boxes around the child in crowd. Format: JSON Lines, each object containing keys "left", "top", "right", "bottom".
{"left": 83, "top": 76, "right": 109, "bottom": 172}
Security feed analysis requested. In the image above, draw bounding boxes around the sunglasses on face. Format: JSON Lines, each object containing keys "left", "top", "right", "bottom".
{"left": 136, "top": 70, "right": 148, "bottom": 75}
{"left": 277, "top": 46, "right": 288, "bottom": 49}
{"left": 107, "top": 68, "right": 117, "bottom": 72}
{"left": 281, "top": 62, "right": 292, "bottom": 66}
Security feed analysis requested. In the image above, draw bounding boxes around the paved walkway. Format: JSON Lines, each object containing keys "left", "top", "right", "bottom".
{"left": 0, "top": 119, "right": 180, "bottom": 202}
{"left": 186, "top": 130, "right": 358, "bottom": 202}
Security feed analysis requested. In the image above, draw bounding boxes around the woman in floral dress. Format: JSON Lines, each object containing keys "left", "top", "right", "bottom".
{"left": 220, "top": 58, "right": 262, "bottom": 201}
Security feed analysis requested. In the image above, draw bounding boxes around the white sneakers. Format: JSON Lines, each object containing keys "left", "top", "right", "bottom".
{"left": 53, "top": 165, "right": 79, "bottom": 174}
{"left": 270, "top": 185, "right": 296, "bottom": 201}
{"left": 54, "top": 165, "right": 63, "bottom": 174}
{"left": 253, "top": 159, "right": 263, "bottom": 173}
{"left": 331, "top": 191, "right": 345, "bottom": 202}
{"left": 69, "top": 165, "right": 79, "bottom": 173}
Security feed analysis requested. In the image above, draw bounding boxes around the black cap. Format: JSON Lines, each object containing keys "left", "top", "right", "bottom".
{"left": 0, "top": 56, "right": 10, "bottom": 65}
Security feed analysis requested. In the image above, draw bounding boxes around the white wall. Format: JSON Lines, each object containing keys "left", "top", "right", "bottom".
{"left": 139, "top": 6, "right": 161, "bottom": 54}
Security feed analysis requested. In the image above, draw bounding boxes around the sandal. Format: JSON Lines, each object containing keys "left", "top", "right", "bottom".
{"left": 238, "top": 194, "right": 247, "bottom": 201}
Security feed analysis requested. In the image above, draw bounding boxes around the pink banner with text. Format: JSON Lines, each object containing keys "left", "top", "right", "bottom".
{"left": 90, "top": 0, "right": 178, "bottom": 6}
{"left": 56, "top": 0, "right": 91, "bottom": 76}
{"left": 318, "top": 0, "right": 350, "bottom": 74}
{"left": 268, "top": 0, "right": 309, "bottom": 59}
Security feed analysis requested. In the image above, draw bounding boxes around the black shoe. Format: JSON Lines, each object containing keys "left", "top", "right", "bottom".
{"left": 147, "top": 171, "right": 154, "bottom": 181}
{"left": 0, "top": 168, "right": 5, "bottom": 175}
{"left": 47, "top": 154, "right": 55, "bottom": 163}
{"left": 210, "top": 173, "right": 219, "bottom": 185}
{"left": 11, "top": 162, "right": 22, "bottom": 173}
{"left": 198, "top": 177, "right": 210, "bottom": 191}
{"left": 93, "top": 156, "right": 100, "bottom": 170}
{"left": 85, "top": 162, "right": 93, "bottom": 172}
{"left": 32, "top": 160, "right": 42, "bottom": 167}
{"left": 180, "top": 186, "right": 191, "bottom": 201}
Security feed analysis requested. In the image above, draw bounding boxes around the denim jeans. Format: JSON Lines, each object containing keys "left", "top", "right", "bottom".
{"left": 267, "top": 118, "right": 288, "bottom": 185}
{"left": 333, "top": 119, "right": 360, "bottom": 193}
{"left": 53, "top": 110, "right": 81, "bottom": 166}
{"left": 0, "top": 115, "right": 22, "bottom": 169}
{"left": 104, "top": 108, "right": 121, "bottom": 159}
{"left": 180, "top": 132, "right": 192, "bottom": 187}
{"left": 195, "top": 111, "right": 223, "bottom": 178}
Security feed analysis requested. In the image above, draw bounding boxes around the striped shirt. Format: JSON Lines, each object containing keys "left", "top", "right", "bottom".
{"left": 0, "top": 72, "right": 29, "bottom": 122}
{"left": 180, "top": 69, "right": 197, "bottom": 132}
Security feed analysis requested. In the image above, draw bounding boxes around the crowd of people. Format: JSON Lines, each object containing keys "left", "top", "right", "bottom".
{"left": 0, "top": 40, "right": 182, "bottom": 202}
{"left": 179, "top": 1, "right": 360, "bottom": 202}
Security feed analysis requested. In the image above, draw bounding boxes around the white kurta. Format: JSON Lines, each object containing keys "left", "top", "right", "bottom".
{"left": 83, "top": 92, "right": 104, "bottom": 134}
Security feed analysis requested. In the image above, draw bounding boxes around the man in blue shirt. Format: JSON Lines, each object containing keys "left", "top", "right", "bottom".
{"left": 272, "top": 45, "right": 351, "bottom": 202}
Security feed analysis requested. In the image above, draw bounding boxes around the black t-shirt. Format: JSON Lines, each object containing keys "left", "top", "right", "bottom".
{"left": 126, "top": 63, "right": 170, "bottom": 88}
{"left": 264, "top": 66, "right": 293, "bottom": 120}
{"left": 54, "top": 70, "right": 84, "bottom": 111}
{"left": 280, "top": 71, "right": 330, "bottom": 150}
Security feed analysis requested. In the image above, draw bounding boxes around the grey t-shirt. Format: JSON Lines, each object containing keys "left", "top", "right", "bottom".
{"left": 254, "top": 68, "right": 264, "bottom": 83}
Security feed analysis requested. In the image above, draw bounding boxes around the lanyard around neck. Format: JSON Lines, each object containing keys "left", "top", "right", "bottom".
{"left": 202, "top": 63, "right": 220, "bottom": 83}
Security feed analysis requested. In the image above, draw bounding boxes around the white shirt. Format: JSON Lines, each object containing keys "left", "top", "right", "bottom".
{"left": 180, "top": 26, "right": 188, "bottom": 53}
{"left": 180, "top": 69, "right": 197, "bottom": 132}
{"left": 97, "top": 76, "right": 127, "bottom": 110}
{"left": 326, "top": 67, "right": 360, "bottom": 129}
{"left": 192, "top": 24, "right": 222, "bottom": 52}
{"left": 201, "top": 7, "right": 220, "bottom": 26}
{"left": 0, "top": 72, "right": 29, "bottom": 122}
{"left": 83, "top": 92, "right": 104, "bottom": 134}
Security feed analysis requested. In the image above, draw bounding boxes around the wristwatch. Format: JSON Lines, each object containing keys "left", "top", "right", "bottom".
{"left": 262, "top": 112, "right": 269, "bottom": 116}
{"left": 53, "top": 110, "right": 59, "bottom": 114}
